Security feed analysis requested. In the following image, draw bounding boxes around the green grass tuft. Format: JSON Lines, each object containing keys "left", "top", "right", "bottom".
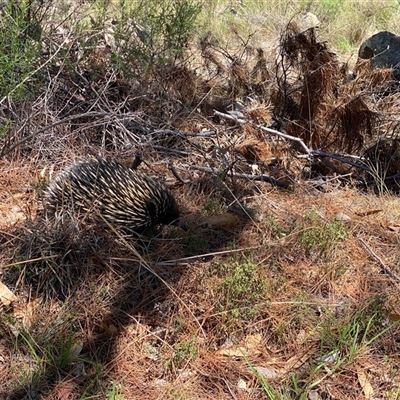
{"left": 215, "top": 256, "right": 268, "bottom": 331}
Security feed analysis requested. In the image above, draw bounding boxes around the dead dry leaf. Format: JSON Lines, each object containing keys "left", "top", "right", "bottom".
{"left": 355, "top": 209, "right": 382, "bottom": 217}
{"left": 237, "top": 378, "right": 248, "bottom": 391}
{"left": 216, "top": 334, "right": 262, "bottom": 358}
{"left": 100, "top": 319, "right": 119, "bottom": 336}
{"left": 200, "top": 213, "right": 241, "bottom": 228}
{"left": 308, "top": 390, "right": 322, "bottom": 400}
{"left": 0, "top": 280, "right": 17, "bottom": 306}
{"left": 49, "top": 382, "right": 77, "bottom": 400}
{"left": 387, "top": 312, "right": 400, "bottom": 322}
{"left": 217, "top": 347, "right": 246, "bottom": 357}
{"left": 388, "top": 224, "right": 400, "bottom": 232}
{"left": 13, "top": 298, "right": 43, "bottom": 328}
{"left": 335, "top": 212, "right": 351, "bottom": 221}
{"left": 281, "top": 351, "right": 312, "bottom": 375}
{"left": 357, "top": 369, "right": 373, "bottom": 399}
{"left": 249, "top": 366, "right": 279, "bottom": 380}
{"left": 246, "top": 333, "right": 262, "bottom": 348}
{"left": 237, "top": 137, "right": 272, "bottom": 162}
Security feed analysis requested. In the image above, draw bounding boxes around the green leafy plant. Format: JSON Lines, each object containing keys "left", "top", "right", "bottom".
{"left": 183, "top": 229, "right": 209, "bottom": 256}
{"left": 111, "top": 0, "right": 202, "bottom": 77}
{"left": 216, "top": 256, "right": 268, "bottom": 330}
{"left": 288, "top": 298, "right": 392, "bottom": 397}
{"left": 247, "top": 297, "right": 395, "bottom": 398}
{"left": 203, "top": 196, "right": 227, "bottom": 215}
{"left": 299, "top": 207, "right": 348, "bottom": 256}
{"left": 107, "top": 381, "right": 125, "bottom": 400}
{"left": 169, "top": 337, "right": 199, "bottom": 369}
{"left": 31, "top": 176, "right": 48, "bottom": 196}
{"left": 265, "top": 215, "right": 285, "bottom": 239}
{"left": 367, "top": 155, "right": 392, "bottom": 196}
{"left": 0, "top": 0, "right": 46, "bottom": 99}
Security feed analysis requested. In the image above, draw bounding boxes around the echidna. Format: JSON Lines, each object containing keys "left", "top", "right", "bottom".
{"left": 44, "top": 157, "right": 186, "bottom": 232}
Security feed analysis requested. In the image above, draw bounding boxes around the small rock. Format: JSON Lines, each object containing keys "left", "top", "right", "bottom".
{"left": 153, "top": 378, "right": 168, "bottom": 388}
{"left": 293, "top": 12, "right": 320, "bottom": 31}
{"left": 178, "top": 370, "right": 196, "bottom": 380}
{"left": 308, "top": 390, "right": 322, "bottom": 400}
{"left": 335, "top": 212, "right": 351, "bottom": 221}
{"left": 249, "top": 366, "right": 279, "bottom": 380}
{"left": 237, "top": 379, "right": 247, "bottom": 391}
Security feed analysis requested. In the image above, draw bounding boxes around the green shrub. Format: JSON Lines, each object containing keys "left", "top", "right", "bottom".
{"left": 216, "top": 256, "right": 268, "bottom": 330}
{"left": 111, "top": 0, "right": 202, "bottom": 78}
{"left": 0, "top": 0, "right": 45, "bottom": 98}
{"left": 299, "top": 207, "right": 349, "bottom": 256}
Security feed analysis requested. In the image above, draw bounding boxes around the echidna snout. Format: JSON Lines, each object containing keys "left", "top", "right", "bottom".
{"left": 44, "top": 157, "right": 187, "bottom": 232}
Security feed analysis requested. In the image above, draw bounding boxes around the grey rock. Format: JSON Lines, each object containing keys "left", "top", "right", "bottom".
{"left": 359, "top": 31, "right": 400, "bottom": 80}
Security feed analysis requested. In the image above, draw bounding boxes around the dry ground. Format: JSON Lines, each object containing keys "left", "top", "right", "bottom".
{"left": 1, "top": 156, "right": 400, "bottom": 399}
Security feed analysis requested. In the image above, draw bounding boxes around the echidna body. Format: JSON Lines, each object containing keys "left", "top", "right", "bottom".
{"left": 44, "top": 157, "right": 184, "bottom": 232}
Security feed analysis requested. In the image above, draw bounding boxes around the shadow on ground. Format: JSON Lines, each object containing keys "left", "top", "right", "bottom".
{"left": 0, "top": 181, "right": 252, "bottom": 399}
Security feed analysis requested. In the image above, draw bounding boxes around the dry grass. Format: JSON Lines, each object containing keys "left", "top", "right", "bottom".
{"left": 2, "top": 172, "right": 400, "bottom": 399}
{"left": 1, "top": 2, "right": 400, "bottom": 399}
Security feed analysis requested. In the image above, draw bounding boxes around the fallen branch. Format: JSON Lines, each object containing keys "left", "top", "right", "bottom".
{"left": 1, "top": 111, "right": 114, "bottom": 158}
{"left": 168, "top": 163, "right": 192, "bottom": 184}
{"left": 155, "top": 246, "right": 262, "bottom": 266}
{"left": 214, "top": 109, "right": 312, "bottom": 155}
{"left": 188, "top": 164, "right": 291, "bottom": 189}
{"left": 357, "top": 235, "right": 400, "bottom": 285}
{"left": 217, "top": 110, "right": 383, "bottom": 173}
{"left": 312, "top": 150, "right": 371, "bottom": 172}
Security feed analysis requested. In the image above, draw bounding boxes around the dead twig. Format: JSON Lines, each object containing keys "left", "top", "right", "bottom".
{"left": 313, "top": 150, "right": 371, "bottom": 172}
{"left": 214, "top": 109, "right": 312, "bottom": 155}
{"left": 215, "top": 110, "right": 376, "bottom": 180}
{"left": 155, "top": 246, "right": 262, "bottom": 266}
{"left": 0, "top": 111, "right": 146, "bottom": 158}
{"left": 168, "top": 163, "right": 192, "bottom": 184}
{"left": 357, "top": 235, "right": 400, "bottom": 285}
{"left": 188, "top": 164, "right": 291, "bottom": 189}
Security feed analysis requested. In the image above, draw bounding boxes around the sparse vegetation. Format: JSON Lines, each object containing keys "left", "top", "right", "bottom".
{"left": 265, "top": 215, "right": 286, "bottom": 239}
{"left": 299, "top": 207, "right": 349, "bottom": 256}
{"left": 1, "top": 0, "right": 400, "bottom": 399}
{"left": 169, "top": 337, "right": 199, "bottom": 369}
{"left": 111, "top": 0, "right": 202, "bottom": 78}
{"left": 0, "top": 0, "right": 45, "bottom": 99}
{"left": 183, "top": 229, "right": 210, "bottom": 256}
{"left": 215, "top": 256, "right": 268, "bottom": 331}
{"left": 203, "top": 196, "right": 227, "bottom": 215}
